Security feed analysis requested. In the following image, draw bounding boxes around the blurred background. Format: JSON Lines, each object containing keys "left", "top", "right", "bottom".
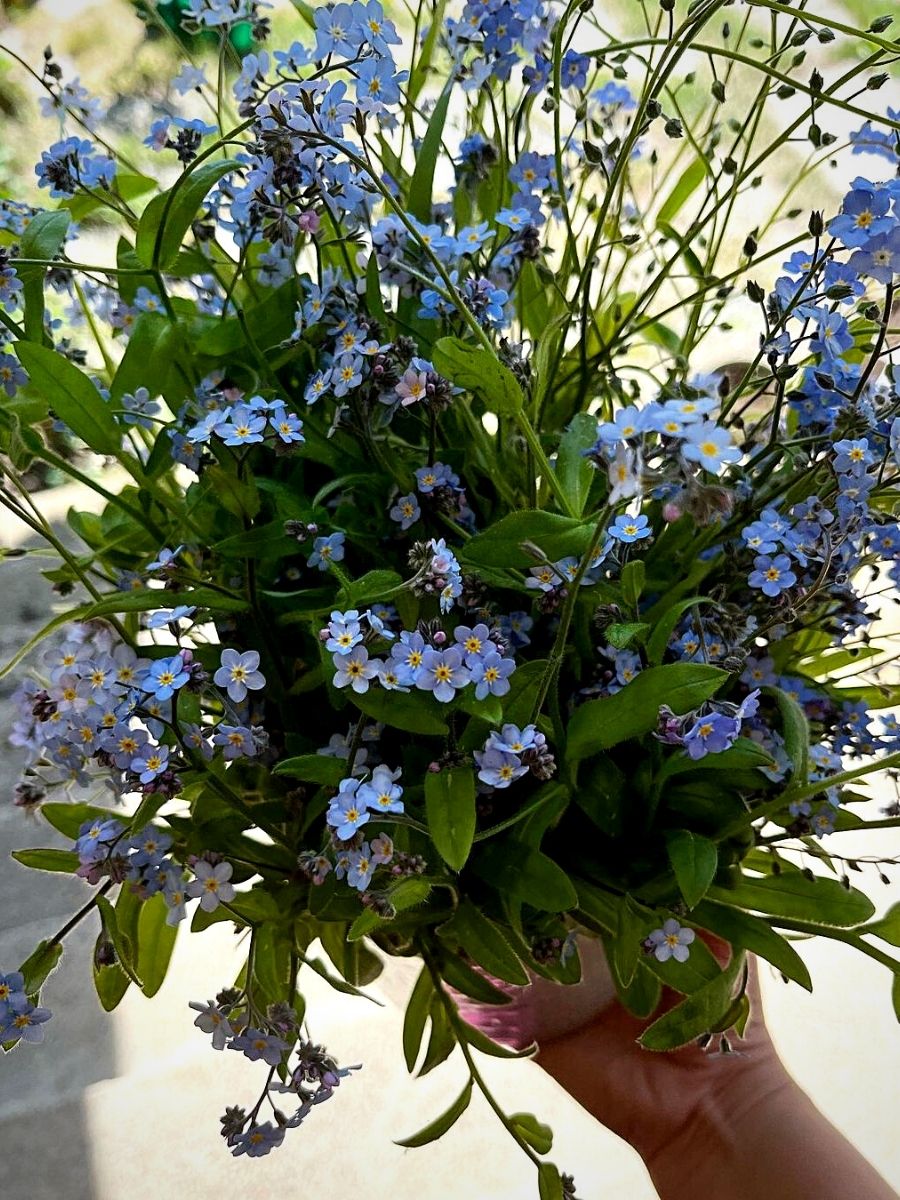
{"left": 0, "top": 1, "right": 898, "bottom": 1197}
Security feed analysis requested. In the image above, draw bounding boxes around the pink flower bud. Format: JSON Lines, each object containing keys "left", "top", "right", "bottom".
{"left": 433, "top": 630, "right": 447, "bottom": 645}
{"left": 662, "top": 501, "right": 683, "bottom": 522}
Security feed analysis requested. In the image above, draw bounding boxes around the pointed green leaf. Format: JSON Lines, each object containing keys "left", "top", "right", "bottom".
{"left": 440, "top": 899, "right": 529, "bottom": 985}
{"left": 472, "top": 844, "right": 577, "bottom": 912}
{"left": 408, "top": 82, "right": 453, "bottom": 222}
{"left": 538, "top": 1162, "right": 565, "bottom": 1200}
{"left": 555, "top": 412, "right": 597, "bottom": 516}
{"left": 395, "top": 1079, "right": 472, "bottom": 1147}
{"left": 707, "top": 870, "right": 875, "bottom": 927}
{"left": 510, "top": 1112, "right": 553, "bottom": 1155}
{"left": 640, "top": 952, "right": 745, "bottom": 1051}
{"left": 11, "top": 849, "right": 79, "bottom": 874}
{"left": 136, "top": 159, "right": 236, "bottom": 269}
{"left": 426, "top": 766, "right": 477, "bottom": 872}
{"left": 403, "top": 966, "right": 434, "bottom": 1072}
{"left": 137, "top": 893, "right": 178, "bottom": 998}
{"left": 665, "top": 830, "right": 718, "bottom": 909}
{"left": 567, "top": 664, "right": 728, "bottom": 758}
{"left": 17, "top": 210, "right": 71, "bottom": 341}
{"left": 432, "top": 336, "right": 524, "bottom": 416}
{"left": 14, "top": 341, "right": 121, "bottom": 455}
{"left": 692, "top": 900, "right": 812, "bottom": 991}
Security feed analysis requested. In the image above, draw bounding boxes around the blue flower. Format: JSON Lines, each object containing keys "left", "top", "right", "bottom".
{"left": 470, "top": 651, "right": 516, "bottom": 699}
{"left": 75, "top": 817, "right": 123, "bottom": 860}
{"left": 833, "top": 438, "right": 873, "bottom": 474}
{"left": 0, "top": 352, "right": 28, "bottom": 398}
{"left": 415, "top": 462, "right": 459, "bottom": 493}
{"left": 562, "top": 49, "right": 590, "bottom": 90}
{"left": 0, "top": 996, "right": 53, "bottom": 1044}
{"left": 849, "top": 227, "right": 900, "bottom": 284}
{"left": 0, "top": 972, "right": 26, "bottom": 1015}
{"left": 212, "top": 724, "right": 257, "bottom": 760}
{"left": 347, "top": 843, "right": 376, "bottom": 890}
{"left": 415, "top": 646, "right": 471, "bottom": 703}
{"left": 683, "top": 712, "right": 740, "bottom": 759}
{"left": 309, "top": 532, "right": 345, "bottom": 570}
{"left": 325, "top": 610, "right": 363, "bottom": 654}
{"left": 332, "top": 646, "right": 379, "bottom": 693}
{"left": 609, "top": 513, "right": 651, "bottom": 543}
{"left": 453, "top": 623, "right": 493, "bottom": 664}
{"left": 131, "top": 743, "right": 170, "bottom": 783}
{"left": 213, "top": 648, "right": 266, "bottom": 702}
{"left": 474, "top": 748, "right": 528, "bottom": 788}
{"left": 229, "top": 1027, "right": 289, "bottom": 1067}
{"left": 828, "top": 185, "right": 894, "bottom": 248}
{"left": 810, "top": 312, "right": 853, "bottom": 361}
{"left": 748, "top": 554, "right": 797, "bottom": 597}
{"left": 486, "top": 724, "right": 540, "bottom": 755}
{"left": 218, "top": 405, "right": 267, "bottom": 446}
{"left": 326, "top": 779, "right": 371, "bottom": 840}
{"left": 646, "top": 918, "right": 695, "bottom": 962}
{"left": 389, "top": 493, "right": 421, "bottom": 530}
{"left": 144, "top": 654, "right": 190, "bottom": 701}
{"left": 357, "top": 764, "right": 404, "bottom": 814}
{"left": 269, "top": 405, "right": 305, "bottom": 444}
{"left": 681, "top": 422, "right": 741, "bottom": 473}
{"left": 231, "top": 1122, "right": 286, "bottom": 1159}
{"left": 146, "top": 605, "right": 195, "bottom": 630}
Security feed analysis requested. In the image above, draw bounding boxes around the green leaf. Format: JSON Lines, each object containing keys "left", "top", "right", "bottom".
{"left": 640, "top": 952, "right": 745, "bottom": 1051}
{"left": 665, "top": 830, "right": 719, "bottom": 909}
{"left": 621, "top": 560, "right": 646, "bottom": 610}
{"left": 136, "top": 893, "right": 178, "bottom": 998}
{"left": 136, "top": 159, "right": 236, "bottom": 269}
{"left": 567, "top": 664, "right": 728, "bottom": 759}
{"left": 893, "top": 974, "right": 900, "bottom": 1025}
{"left": 440, "top": 954, "right": 512, "bottom": 1005}
{"left": 863, "top": 902, "right": 900, "bottom": 947}
{"left": 395, "top": 1079, "right": 472, "bottom": 1148}
{"left": 365, "top": 248, "right": 389, "bottom": 327}
{"left": 96, "top": 894, "right": 143, "bottom": 987}
{"left": 510, "top": 1112, "right": 553, "bottom": 1155}
{"left": 460, "top": 511, "right": 593, "bottom": 569}
{"left": 457, "top": 1017, "right": 536, "bottom": 1059}
{"left": 350, "top": 687, "right": 449, "bottom": 736}
{"left": 11, "top": 848, "right": 79, "bottom": 874}
{"left": 605, "top": 622, "right": 649, "bottom": 650}
{"left": 657, "top": 157, "right": 709, "bottom": 226}
{"left": 14, "top": 341, "right": 121, "bottom": 456}
{"left": 41, "top": 802, "right": 112, "bottom": 840}
{"left": 347, "top": 877, "right": 432, "bottom": 940}
{"left": 408, "top": 82, "right": 453, "bottom": 222}
{"left": 440, "top": 900, "right": 529, "bottom": 985}
{"left": 764, "top": 685, "right": 810, "bottom": 787}
{"left": 272, "top": 755, "right": 347, "bottom": 785}
{"left": 555, "top": 412, "right": 597, "bottom": 517}
{"left": 109, "top": 312, "right": 169, "bottom": 402}
{"left": 18, "top": 940, "right": 63, "bottom": 997}
{"left": 538, "top": 1162, "right": 565, "bottom": 1200}
{"left": 426, "top": 766, "right": 477, "bottom": 872}
{"left": 707, "top": 871, "right": 875, "bottom": 927}
{"left": 403, "top": 966, "right": 434, "bottom": 1072}
{"left": 432, "top": 336, "right": 524, "bottom": 416}
{"left": 472, "top": 844, "right": 577, "bottom": 912}
{"left": 93, "top": 956, "right": 131, "bottom": 1012}
{"left": 692, "top": 900, "right": 812, "bottom": 991}
{"left": 613, "top": 896, "right": 653, "bottom": 987}
{"left": 17, "top": 210, "right": 71, "bottom": 341}
{"left": 658, "top": 738, "right": 775, "bottom": 781}
{"left": 339, "top": 569, "right": 404, "bottom": 610}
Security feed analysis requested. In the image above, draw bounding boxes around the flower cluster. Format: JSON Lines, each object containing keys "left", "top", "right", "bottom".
{"left": 190, "top": 992, "right": 356, "bottom": 1159}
